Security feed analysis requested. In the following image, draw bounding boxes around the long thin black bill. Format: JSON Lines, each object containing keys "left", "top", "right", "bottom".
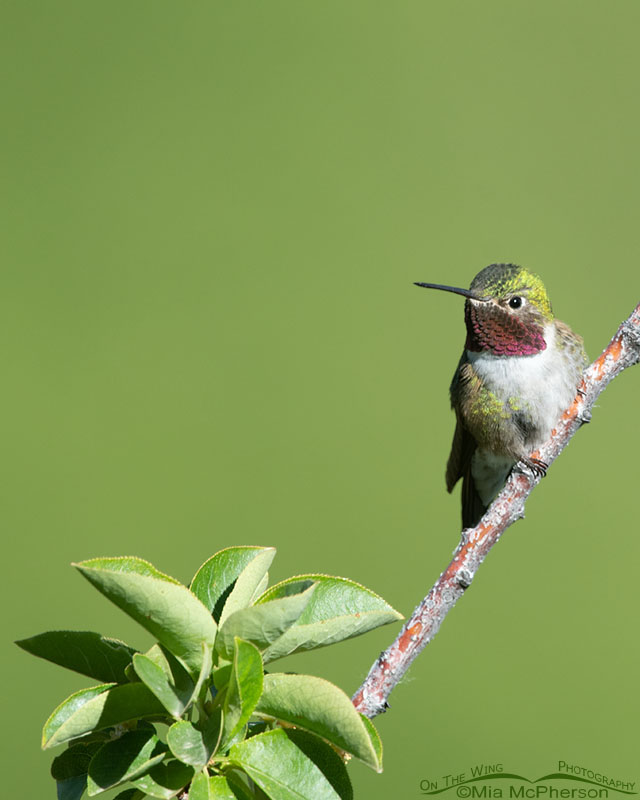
{"left": 413, "top": 282, "right": 487, "bottom": 301}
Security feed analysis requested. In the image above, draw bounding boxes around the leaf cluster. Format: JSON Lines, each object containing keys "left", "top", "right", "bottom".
{"left": 17, "top": 546, "right": 402, "bottom": 800}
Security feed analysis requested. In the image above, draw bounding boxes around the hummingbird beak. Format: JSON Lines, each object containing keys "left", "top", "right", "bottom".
{"left": 413, "top": 282, "right": 488, "bottom": 302}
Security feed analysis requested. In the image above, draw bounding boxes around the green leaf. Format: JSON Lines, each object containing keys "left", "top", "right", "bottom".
{"left": 51, "top": 741, "right": 103, "bottom": 780}
{"left": 43, "top": 684, "right": 113, "bottom": 749}
{"left": 221, "top": 638, "right": 263, "bottom": 748}
{"left": 74, "top": 557, "right": 217, "bottom": 676}
{"left": 213, "top": 664, "right": 232, "bottom": 691}
{"left": 212, "top": 775, "right": 247, "bottom": 799}
{"left": 225, "top": 773, "right": 258, "bottom": 800}
{"left": 217, "top": 549, "right": 276, "bottom": 627}
{"left": 192, "top": 641, "right": 214, "bottom": 705}
{"left": 16, "top": 630, "right": 137, "bottom": 683}
{"left": 255, "top": 674, "right": 381, "bottom": 771}
{"left": 189, "top": 774, "right": 252, "bottom": 800}
{"left": 56, "top": 776, "right": 88, "bottom": 800}
{"left": 43, "top": 682, "right": 166, "bottom": 749}
{"left": 191, "top": 546, "right": 275, "bottom": 621}
{"left": 188, "top": 773, "right": 213, "bottom": 800}
{"left": 285, "top": 729, "right": 353, "bottom": 800}
{"left": 216, "top": 584, "right": 316, "bottom": 660}
{"left": 82, "top": 556, "right": 183, "bottom": 583}
{"left": 257, "top": 575, "right": 402, "bottom": 662}
{"left": 250, "top": 572, "right": 270, "bottom": 604}
{"left": 143, "top": 642, "right": 195, "bottom": 681}
{"left": 131, "top": 759, "right": 194, "bottom": 799}
{"left": 62, "top": 730, "right": 113, "bottom": 748}
{"left": 167, "top": 712, "right": 222, "bottom": 768}
{"left": 230, "top": 728, "right": 344, "bottom": 800}
{"left": 133, "top": 651, "right": 194, "bottom": 719}
{"left": 51, "top": 741, "right": 104, "bottom": 800}
{"left": 113, "top": 791, "right": 146, "bottom": 800}
{"left": 87, "top": 729, "right": 167, "bottom": 795}
{"left": 359, "top": 714, "right": 382, "bottom": 768}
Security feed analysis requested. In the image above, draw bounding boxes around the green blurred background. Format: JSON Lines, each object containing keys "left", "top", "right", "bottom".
{"left": 3, "top": 2, "right": 639, "bottom": 797}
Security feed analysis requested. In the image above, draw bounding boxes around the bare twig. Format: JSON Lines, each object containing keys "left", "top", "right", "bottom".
{"left": 352, "top": 303, "right": 640, "bottom": 719}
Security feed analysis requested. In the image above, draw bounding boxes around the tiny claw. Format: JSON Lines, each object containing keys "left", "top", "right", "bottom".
{"left": 519, "top": 456, "right": 548, "bottom": 479}
{"left": 530, "top": 457, "right": 548, "bottom": 477}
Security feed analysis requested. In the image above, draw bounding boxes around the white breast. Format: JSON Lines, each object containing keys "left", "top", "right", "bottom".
{"left": 466, "top": 323, "right": 577, "bottom": 449}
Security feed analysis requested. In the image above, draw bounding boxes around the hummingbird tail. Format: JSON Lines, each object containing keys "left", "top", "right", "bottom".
{"left": 461, "top": 469, "right": 487, "bottom": 529}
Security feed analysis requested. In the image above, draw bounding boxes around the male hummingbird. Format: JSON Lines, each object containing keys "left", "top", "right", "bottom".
{"left": 416, "top": 263, "right": 587, "bottom": 529}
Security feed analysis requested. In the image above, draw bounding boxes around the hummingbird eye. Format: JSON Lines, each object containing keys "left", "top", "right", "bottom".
{"left": 508, "top": 296, "right": 523, "bottom": 309}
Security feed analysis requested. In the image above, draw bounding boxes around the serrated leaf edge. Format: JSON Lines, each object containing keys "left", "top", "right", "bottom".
{"left": 73, "top": 557, "right": 182, "bottom": 586}
{"left": 256, "top": 573, "right": 403, "bottom": 619}
{"left": 42, "top": 684, "right": 115, "bottom": 749}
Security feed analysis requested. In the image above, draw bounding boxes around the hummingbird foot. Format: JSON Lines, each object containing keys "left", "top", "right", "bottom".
{"left": 572, "top": 385, "right": 591, "bottom": 423}
{"left": 518, "top": 456, "right": 548, "bottom": 479}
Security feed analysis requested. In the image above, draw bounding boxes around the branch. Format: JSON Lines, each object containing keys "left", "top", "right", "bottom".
{"left": 352, "top": 303, "right": 640, "bottom": 719}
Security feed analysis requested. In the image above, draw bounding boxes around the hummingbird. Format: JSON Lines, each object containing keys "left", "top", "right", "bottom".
{"left": 415, "top": 263, "right": 587, "bottom": 529}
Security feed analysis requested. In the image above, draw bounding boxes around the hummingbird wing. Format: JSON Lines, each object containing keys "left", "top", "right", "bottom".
{"left": 445, "top": 413, "right": 474, "bottom": 492}
{"left": 446, "top": 414, "right": 486, "bottom": 529}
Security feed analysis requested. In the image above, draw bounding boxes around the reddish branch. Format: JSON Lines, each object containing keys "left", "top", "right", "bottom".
{"left": 353, "top": 303, "right": 640, "bottom": 719}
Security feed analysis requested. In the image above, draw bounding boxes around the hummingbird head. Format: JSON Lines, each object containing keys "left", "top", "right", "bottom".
{"left": 415, "top": 263, "right": 554, "bottom": 356}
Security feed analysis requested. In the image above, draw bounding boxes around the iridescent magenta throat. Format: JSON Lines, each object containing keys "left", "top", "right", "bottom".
{"left": 464, "top": 304, "right": 547, "bottom": 356}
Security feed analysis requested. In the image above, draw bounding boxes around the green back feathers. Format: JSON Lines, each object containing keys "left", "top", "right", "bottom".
{"left": 469, "top": 263, "right": 553, "bottom": 320}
